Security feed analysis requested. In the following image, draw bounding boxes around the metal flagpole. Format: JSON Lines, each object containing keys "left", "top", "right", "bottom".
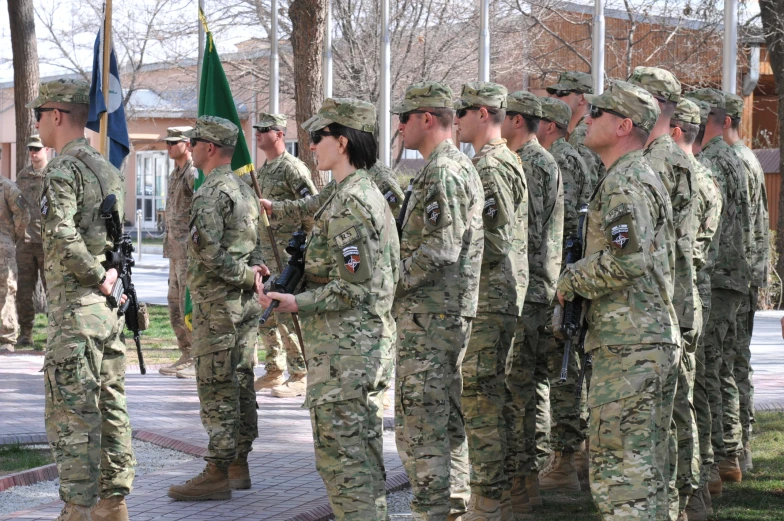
{"left": 479, "top": 0, "right": 489, "bottom": 82}
{"left": 324, "top": 0, "right": 333, "bottom": 98}
{"left": 723, "top": 0, "right": 738, "bottom": 93}
{"left": 270, "top": 0, "right": 280, "bottom": 113}
{"left": 592, "top": 0, "right": 606, "bottom": 95}
{"left": 99, "top": 0, "right": 112, "bottom": 157}
{"left": 197, "top": 0, "right": 205, "bottom": 103}
{"left": 379, "top": 0, "right": 391, "bottom": 166}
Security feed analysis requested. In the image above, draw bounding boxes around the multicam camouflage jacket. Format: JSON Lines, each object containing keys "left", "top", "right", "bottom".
{"left": 690, "top": 155, "right": 722, "bottom": 304}
{"left": 0, "top": 175, "right": 29, "bottom": 247}
{"left": 472, "top": 137, "right": 528, "bottom": 316}
{"left": 516, "top": 137, "right": 564, "bottom": 305}
{"left": 15, "top": 165, "right": 45, "bottom": 243}
{"left": 549, "top": 136, "right": 591, "bottom": 258}
{"left": 733, "top": 141, "right": 769, "bottom": 288}
{"left": 557, "top": 149, "right": 679, "bottom": 352}
{"left": 568, "top": 115, "right": 604, "bottom": 194}
{"left": 163, "top": 159, "right": 197, "bottom": 260}
{"left": 368, "top": 160, "right": 405, "bottom": 216}
{"left": 701, "top": 136, "right": 751, "bottom": 294}
{"left": 395, "top": 139, "right": 484, "bottom": 317}
{"left": 187, "top": 163, "right": 264, "bottom": 305}
{"left": 644, "top": 133, "right": 695, "bottom": 330}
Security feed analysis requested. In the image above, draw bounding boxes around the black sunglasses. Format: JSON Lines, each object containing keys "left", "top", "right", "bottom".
{"left": 190, "top": 137, "right": 221, "bottom": 148}
{"left": 309, "top": 129, "right": 334, "bottom": 145}
{"left": 28, "top": 146, "right": 43, "bottom": 152}
{"left": 255, "top": 127, "right": 274, "bottom": 134}
{"left": 553, "top": 90, "right": 575, "bottom": 98}
{"left": 34, "top": 107, "right": 71, "bottom": 122}
{"left": 455, "top": 107, "right": 498, "bottom": 119}
{"left": 399, "top": 110, "right": 439, "bottom": 124}
{"left": 590, "top": 105, "right": 636, "bottom": 126}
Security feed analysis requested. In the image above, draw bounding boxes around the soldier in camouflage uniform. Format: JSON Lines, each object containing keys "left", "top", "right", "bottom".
{"left": 30, "top": 79, "right": 134, "bottom": 521}
{"left": 454, "top": 82, "right": 528, "bottom": 521}
{"left": 558, "top": 81, "right": 680, "bottom": 520}
{"left": 250, "top": 113, "right": 316, "bottom": 397}
{"left": 723, "top": 94, "right": 768, "bottom": 473}
{"left": 628, "top": 67, "right": 698, "bottom": 517}
{"left": 168, "top": 116, "right": 267, "bottom": 502}
{"left": 535, "top": 96, "right": 592, "bottom": 492}
{"left": 686, "top": 88, "right": 750, "bottom": 493}
{"left": 669, "top": 98, "right": 723, "bottom": 520}
{"left": 501, "top": 91, "right": 564, "bottom": 515}
{"left": 259, "top": 98, "right": 399, "bottom": 521}
{"left": 159, "top": 127, "right": 198, "bottom": 376}
{"left": 546, "top": 72, "right": 604, "bottom": 195}
{"left": 391, "top": 81, "right": 484, "bottom": 521}
{"left": 14, "top": 134, "right": 48, "bottom": 347}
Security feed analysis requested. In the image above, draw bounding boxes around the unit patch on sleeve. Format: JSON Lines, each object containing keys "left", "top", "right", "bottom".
{"left": 297, "top": 183, "right": 312, "bottom": 197}
{"left": 384, "top": 190, "right": 397, "bottom": 204}
{"left": 611, "top": 223, "right": 629, "bottom": 249}
{"left": 484, "top": 197, "right": 498, "bottom": 219}
{"left": 40, "top": 195, "right": 49, "bottom": 217}
{"left": 426, "top": 201, "right": 440, "bottom": 225}
{"left": 343, "top": 245, "right": 361, "bottom": 273}
{"left": 191, "top": 225, "right": 200, "bottom": 247}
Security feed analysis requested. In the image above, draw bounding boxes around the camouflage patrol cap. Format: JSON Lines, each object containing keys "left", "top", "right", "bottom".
{"left": 686, "top": 88, "right": 726, "bottom": 110}
{"left": 26, "top": 135, "right": 44, "bottom": 148}
{"left": 691, "top": 99, "right": 711, "bottom": 126}
{"left": 672, "top": 98, "right": 701, "bottom": 125}
{"left": 162, "top": 126, "right": 193, "bottom": 143}
{"left": 627, "top": 66, "right": 681, "bottom": 102}
{"left": 546, "top": 71, "right": 594, "bottom": 95}
{"left": 254, "top": 113, "right": 287, "bottom": 129}
{"left": 585, "top": 80, "right": 660, "bottom": 133}
{"left": 507, "top": 91, "right": 542, "bottom": 118}
{"left": 302, "top": 98, "right": 376, "bottom": 133}
{"left": 26, "top": 79, "right": 90, "bottom": 109}
{"left": 391, "top": 81, "right": 454, "bottom": 114}
{"left": 539, "top": 97, "right": 572, "bottom": 128}
{"left": 724, "top": 93, "right": 744, "bottom": 119}
{"left": 184, "top": 116, "right": 238, "bottom": 147}
{"left": 455, "top": 82, "right": 508, "bottom": 110}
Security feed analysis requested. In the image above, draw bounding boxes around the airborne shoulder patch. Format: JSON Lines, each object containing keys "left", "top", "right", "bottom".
{"left": 484, "top": 197, "right": 498, "bottom": 219}
{"left": 604, "top": 203, "right": 631, "bottom": 226}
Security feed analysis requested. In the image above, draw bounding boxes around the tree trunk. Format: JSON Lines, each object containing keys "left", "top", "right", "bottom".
{"left": 7, "top": 0, "right": 40, "bottom": 173}
{"left": 760, "top": 0, "right": 784, "bottom": 281}
{"left": 289, "top": 0, "right": 327, "bottom": 188}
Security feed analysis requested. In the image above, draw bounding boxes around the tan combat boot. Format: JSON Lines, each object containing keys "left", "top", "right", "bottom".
{"left": 707, "top": 464, "right": 722, "bottom": 497}
{"left": 685, "top": 487, "right": 708, "bottom": 521}
{"left": 744, "top": 441, "right": 753, "bottom": 471}
{"left": 460, "top": 493, "right": 501, "bottom": 521}
{"left": 538, "top": 451, "right": 581, "bottom": 492}
{"left": 254, "top": 369, "right": 285, "bottom": 391}
{"left": 55, "top": 504, "right": 92, "bottom": 521}
{"left": 168, "top": 462, "right": 231, "bottom": 501}
{"left": 175, "top": 363, "right": 196, "bottom": 379}
{"left": 499, "top": 490, "right": 513, "bottom": 521}
{"left": 702, "top": 482, "right": 713, "bottom": 515}
{"left": 270, "top": 374, "right": 306, "bottom": 398}
{"left": 91, "top": 496, "right": 129, "bottom": 521}
{"left": 509, "top": 477, "right": 531, "bottom": 515}
{"left": 446, "top": 513, "right": 464, "bottom": 521}
{"left": 718, "top": 454, "right": 742, "bottom": 483}
{"left": 525, "top": 474, "right": 541, "bottom": 507}
{"left": 575, "top": 440, "right": 589, "bottom": 480}
{"left": 228, "top": 457, "right": 251, "bottom": 490}
{"left": 159, "top": 354, "right": 193, "bottom": 376}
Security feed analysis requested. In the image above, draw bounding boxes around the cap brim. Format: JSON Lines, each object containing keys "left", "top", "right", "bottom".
{"left": 390, "top": 101, "right": 418, "bottom": 114}
{"left": 301, "top": 114, "right": 332, "bottom": 132}
{"left": 545, "top": 83, "right": 568, "bottom": 94}
{"left": 25, "top": 97, "right": 45, "bottom": 109}
{"left": 183, "top": 129, "right": 198, "bottom": 138}
{"left": 583, "top": 93, "right": 610, "bottom": 110}
{"left": 26, "top": 142, "right": 43, "bottom": 148}
{"left": 163, "top": 137, "right": 187, "bottom": 142}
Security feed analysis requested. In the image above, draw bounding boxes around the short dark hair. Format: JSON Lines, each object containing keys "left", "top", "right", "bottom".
{"left": 487, "top": 107, "right": 505, "bottom": 125}
{"left": 630, "top": 126, "right": 650, "bottom": 147}
{"left": 428, "top": 107, "right": 454, "bottom": 130}
{"left": 659, "top": 100, "right": 676, "bottom": 119}
{"left": 328, "top": 123, "right": 377, "bottom": 170}
{"left": 696, "top": 125, "right": 706, "bottom": 146}
{"left": 730, "top": 117, "right": 741, "bottom": 130}
{"left": 708, "top": 108, "right": 726, "bottom": 127}
{"left": 219, "top": 145, "right": 236, "bottom": 159}
{"left": 522, "top": 115, "right": 540, "bottom": 134}
{"left": 672, "top": 120, "right": 699, "bottom": 145}
{"left": 55, "top": 103, "right": 89, "bottom": 127}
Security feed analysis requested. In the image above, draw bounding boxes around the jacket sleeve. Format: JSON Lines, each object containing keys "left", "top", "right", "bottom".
{"left": 479, "top": 161, "right": 516, "bottom": 265}
{"left": 272, "top": 180, "right": 333, "bottom": 221}
{"left": 8, "top": 182, "right": 30, "bottom": 244}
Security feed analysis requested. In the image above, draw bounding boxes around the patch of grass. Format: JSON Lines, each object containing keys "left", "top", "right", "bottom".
{"left": 0, "top": 445, "right": 52, "bottom": 474}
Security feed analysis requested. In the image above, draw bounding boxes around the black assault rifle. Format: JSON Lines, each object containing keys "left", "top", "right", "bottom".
{"left": 101, "top": 194, "right": 147, "bottom": 375}
{"left": 259, "top": 230, "right": 308, "bottom": 326}
{"left": 396, "top": 179, "right": 414, "bottom": 237}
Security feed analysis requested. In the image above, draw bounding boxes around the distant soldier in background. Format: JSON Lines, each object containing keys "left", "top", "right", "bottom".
{"left": 0, "top": 165, "right": 29, "bottom": 354}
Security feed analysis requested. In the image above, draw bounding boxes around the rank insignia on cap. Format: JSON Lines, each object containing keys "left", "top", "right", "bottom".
{"left": 484, "top": 197, "right": 498, "bottom": 219}
{"left": 40, "top": 195, "right": 49, "bottom": 217}
{"left": 611, "top": 224, "right": 629, "bottom": 249}
{"left": 385, "top": 191, "right": 397, "bottom": 204}
{"left": 426, "top": 201, "right": 440, "bottom": 224}
{"left": 343, "top": 245, "right": 361, "bottom": 273}
{"left": 191, "top": 226, "right": 200, "bottom": 246}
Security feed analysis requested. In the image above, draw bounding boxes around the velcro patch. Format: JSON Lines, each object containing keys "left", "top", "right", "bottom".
{"left": 16, "top": 194, "right": 28, "bottom": 210}
{"left": 40, "top": 195, "right": 49, "bottom": 217}
{"left": 484, "top": 197, "right": 498, "bottom": 219}
{"left": 343, "top": 246, "right": 361, "bottom": 273}
{"left": 333, "top": 226, "right": 361, "bottom": 248}
{"left": 297, "top": 183, "right": 312, "bottom": 197}
{"left": 384, "top": 190, "right": 397, "bottom": 204}
{"left": 191, "top": 225, "right": 200, "bottom": 247}
{"left": 611, "top": 223, "right": 630, "bottom": 249}
{"left": 426, "top": 201, "right": 441, "bottom": 224}
{"left": 604, "top": 203, "right": 630, "bottom": 225}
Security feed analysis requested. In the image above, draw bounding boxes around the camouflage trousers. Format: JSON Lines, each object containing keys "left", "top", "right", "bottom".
{"left": 693, "top": 295, "right": 714, "bottom": 485}
{"left": 588, "top": 343, "right": 678, "bottom": 521}
{"left": 461, "top": 312, "right": 516, "bottom": 499}
{"left": 15, "top": 242, "right": 46, "bottom": 338}
{"left": 167, "top": 259, "right": 191, "bottom": 357}
{"left": 546, "top": 324, "right": 586, "bottom": 453}
{"left": 44, "top": 301, "right": 135, "bottom": 506}
{"left": 0, "top": 246, "right": 19, "bottom": 345}
{"left": 703, "top": 288, "right": 744, "bottom": 462}
{"left": 735, "top": 286, "right": 757, "bottom": 445}
{"left": 193, "top": 292, "right": 261, "bottom": 467}
{"left": 395, "top": 313, "right": 471, "bottom": 520}
{"left": 260, "top": 311, "right": 306, "bottom": 377}
{"left": 504, "top": 302, "right": 550, "bottom": 479}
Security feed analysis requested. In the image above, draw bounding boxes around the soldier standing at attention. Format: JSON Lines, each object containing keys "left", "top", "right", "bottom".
{"left": 14, "top": 134, "right": 47, "bottom": 348}
{"left": 455, "top": 82, "right": 528, "bottom": 521}
{"left": 546, "top": 71, "right": 604, "bottom": 192}
{"left": 687, "top": 89, "right": 750, "bottom": 494}
{"left": 556, "top": 81, "right": 680, "bottom": 520}
{"left": 501, "top": 91, "right": 563, "bottom": 516}
{"left": 250, "top": 113, "right": 316, "bottom": 398}
{"left": 31, "top": 78, "right": 133, "bottom": 521}
{"left": 259, "top": 98, "right": 399, "bottom": 521}
{"left": 723, "top": 93, "right": 768, "bottom": 473}
{"left": 158, "top": 127, "right": 197, "bottom": 377}
{"left": 391, "top": 81, "right": 484, "bottom": 521}
{"left": 535, "top": 96, "right": 592, "bottom": 492}
{"left": 669, "top": 98, "right": 723, "bottom": 521}
{"left": 168, "top": 116, "right": 268, "bottom": 501}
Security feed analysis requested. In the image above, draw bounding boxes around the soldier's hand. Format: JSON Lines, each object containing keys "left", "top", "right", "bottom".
{"left": 261, "top": 291, "right": 298, "bottom": 313}
{"left": 260, "top": 199, "right": 273, "bottom": 216}
{"left": 557, "top": 290, "right": 565, "bottom": 308}
{"left": 100, "top": 268, "right": 127, "bottom": 305}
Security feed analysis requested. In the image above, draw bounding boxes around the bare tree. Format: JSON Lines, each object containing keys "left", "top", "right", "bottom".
{"left": 7, "top": 0, "right": 39, "bottom": 171}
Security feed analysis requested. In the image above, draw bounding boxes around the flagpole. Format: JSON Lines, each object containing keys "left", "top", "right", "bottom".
{"left": 99, "top": 0, "right": 112, "bottom": 157}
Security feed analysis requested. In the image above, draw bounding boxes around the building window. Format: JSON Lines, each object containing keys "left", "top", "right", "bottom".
{"left": 135, "top": 150, "right": 170, "bottom": 231}
{"left": 286, "top": 141, "right": 299, "bottom": 157}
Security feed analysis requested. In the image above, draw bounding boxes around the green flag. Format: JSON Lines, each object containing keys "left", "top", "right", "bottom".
{"left": 185, "top": 12, "right": 254, "bottom": 329}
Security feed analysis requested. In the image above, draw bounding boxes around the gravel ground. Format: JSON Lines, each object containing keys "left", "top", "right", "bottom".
{"left": 0, "top": 439, "right": 194, "bottom": 517}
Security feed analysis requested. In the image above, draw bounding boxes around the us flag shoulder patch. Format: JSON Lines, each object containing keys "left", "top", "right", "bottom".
{"left": 343, "top": 245, "right": 361, "bottom": 273}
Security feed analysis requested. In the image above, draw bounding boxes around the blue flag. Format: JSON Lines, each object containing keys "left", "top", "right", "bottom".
{"left": 87, "top": 26, "right": 130, "bottom": 170}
